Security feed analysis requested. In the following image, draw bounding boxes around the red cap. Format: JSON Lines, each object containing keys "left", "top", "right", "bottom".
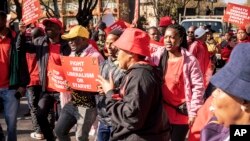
{"left": 159, "top": 16, "right": 172, "bottom": 27}
{"left": 238, "top": 26, "right": 246, "bottom": 32}
{"left": 113, "top": 28, "right": 150, "bottom": 57}
{"left": 42, "top": 18, "right": 63, "bottom": 29}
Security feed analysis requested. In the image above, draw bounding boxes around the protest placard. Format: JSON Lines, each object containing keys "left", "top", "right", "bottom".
{"left": 149, "top": 40, "right": 164, "bottom": 54}
{"left": 104, "top": 20, "right": 128, "bottom": 34}
{"left": 22, "top": 0, "right": 42, "bottom": 25}
{"left": 223, "top": 3, "right": 250, "bottom": 26}
{"left": 47, "top": 63, "right": 69, "bottom": 93}
{"left": 61, "top": 56, "right": 100, "bottom": 92}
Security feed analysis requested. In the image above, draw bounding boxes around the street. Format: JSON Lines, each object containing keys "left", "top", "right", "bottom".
{"left": 0, "top": 97, "right": 96, "bottom": 141}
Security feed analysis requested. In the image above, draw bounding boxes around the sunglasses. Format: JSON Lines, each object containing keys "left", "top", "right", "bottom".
{"left": 187, "top": 31, "right": 194, "bottom": 33}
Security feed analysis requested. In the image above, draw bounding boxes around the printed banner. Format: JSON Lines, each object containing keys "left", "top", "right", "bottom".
{"left": 47, "top": 63, "right": 69, "bottom": 93}
{"left": 61, "top": 56, "right": 100, "bottom": 92}
{"left": 223, "top": 3, "right": 250, "bottom": 26}
{"left": 104, "top": 20, "right": 128, "bottom": 34}
{"left": 22, "top": 0, "right": 42, "bottom": 25}
{"left": 149, "top": 40, "right": 164, "bottom": 54}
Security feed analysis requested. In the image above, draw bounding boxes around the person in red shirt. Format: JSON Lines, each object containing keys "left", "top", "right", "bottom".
{"left": 17, "top": 25, "right": 45, "bottom": 139}
{"left": 158, "top": 24, "right": 204, "bottom": 141}
{"left": 189, "top": 27, "right": 212, "bottom": 88}
{"left": 0, "top": 11, "right": 29, "bottom": 141}
{"left": 18, "top": 18, "right": 71, "bottom": 141}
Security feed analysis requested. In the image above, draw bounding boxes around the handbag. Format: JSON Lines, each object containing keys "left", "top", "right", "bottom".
{"left": 163, "top": 101, "right": 188, "bottom": 116}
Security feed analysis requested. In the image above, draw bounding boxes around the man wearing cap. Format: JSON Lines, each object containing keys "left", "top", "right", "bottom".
{"left": 158, "top": 16, "right": 172, "bottom": 43}
{"left": 189, "top": 27, "right": 212, "bottom": 87}
{"left": 54, "top": 25, "right": 104, "bottom": 141}
{"left": 96, "top": 28, "right": 170, "bottom": 141}
{"left": 17, "top": 17, "right": 71, "bottom": 141}
{"left": 0, "top": 11, "right": 29, "bottom": 141}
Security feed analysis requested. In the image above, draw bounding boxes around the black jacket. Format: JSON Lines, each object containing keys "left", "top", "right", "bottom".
{"left": 105, "top": 63, "right": 170, "bottom": 141}
{"left": 8, "top": 30, "right": 29, "bottom": 89}
{"left": 16, "top": 34, "right": 71, "bottom": 92}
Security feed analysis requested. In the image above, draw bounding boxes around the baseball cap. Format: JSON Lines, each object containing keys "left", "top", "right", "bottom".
{"left": 195, "top": 27, "right": 209, "bottom": 38}
{"left": 42, "top": 18, "right": 63, "bottom": 29}
{"left": 61, "top": 25, "right": 89, "bottom": 39}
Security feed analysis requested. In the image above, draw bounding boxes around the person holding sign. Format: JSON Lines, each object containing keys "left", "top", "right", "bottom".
{"left": 17, "top": 24, "right": 45, "bottom": 140}
{"left": 97, "top": 29, "right": 125, "bottom": 141}
{"left": 17, "top": 18, "right": 71, "bottom": 141}
{"left": 96, "top": 28, "right": 170, "bottom": 141}
{"left": 54, "top": 25, "right": 104, "bottom": 141}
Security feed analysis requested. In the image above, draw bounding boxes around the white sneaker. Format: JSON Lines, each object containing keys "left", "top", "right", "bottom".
{"left": 30, "top": 132, "right": 44, "bottom": 140}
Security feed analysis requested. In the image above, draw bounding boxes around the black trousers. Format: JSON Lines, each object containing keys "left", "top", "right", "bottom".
{"left": 37, "top": 92, "right": 60, "bottom": 141}
{"left": 26, "top": 85, "right": 42, "bottom": 133}
{"left": 170, "top": 124, "right": 189, "bottom": 141}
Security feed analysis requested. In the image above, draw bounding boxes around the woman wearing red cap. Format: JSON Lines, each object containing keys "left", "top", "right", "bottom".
{"left": 152, "top": 24, "right": 205, "bottom": 141}
{"left": 96, "top": 28, "right": 170, "bottom": 141}
{"left": 237, "top": 27, "right": 249, "bottom": 43}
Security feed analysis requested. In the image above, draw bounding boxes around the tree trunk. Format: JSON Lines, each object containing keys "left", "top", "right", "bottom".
{"left": 53, "top": 0, "right": 60, "bottom": 18}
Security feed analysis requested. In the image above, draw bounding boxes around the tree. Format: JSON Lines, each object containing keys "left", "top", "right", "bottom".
{"left": 40, "top": 0, "right": 60, "bottom": 18}
{"left": 150, "top": 0, "right": 191, "bottom": 21}
{"left": 76, "top": 0, "right": 98, "bottom": 27}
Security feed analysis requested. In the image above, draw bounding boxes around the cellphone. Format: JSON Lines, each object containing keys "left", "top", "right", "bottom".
{"left": 15, "top": 91, "right": 22, "bottom": 100}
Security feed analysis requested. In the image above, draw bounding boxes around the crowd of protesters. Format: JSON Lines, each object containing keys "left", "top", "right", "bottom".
{"left": 0, "top": 9, "right": 250, "bottom": 141}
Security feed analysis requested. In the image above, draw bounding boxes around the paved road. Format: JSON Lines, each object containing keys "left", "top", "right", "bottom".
{"left": 0, "top": 97, "right": 96, "bottom": 141}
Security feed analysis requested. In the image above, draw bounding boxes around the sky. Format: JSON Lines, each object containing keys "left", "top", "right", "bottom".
{"left": 223, "top": 0, "right": 248, "bottom": 4}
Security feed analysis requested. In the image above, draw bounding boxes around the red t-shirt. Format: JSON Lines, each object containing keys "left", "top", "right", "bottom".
{"left": 162, "top": 57, "right": 188, "bottom": 124}
{"left": 0, "top": 36, "right": 11, "bottom": 88}
{"left": 26, "top": 52, "right": 40, "bottom": 86}
{"left": 46, "top": 43, "right": 61, "bottom": 92}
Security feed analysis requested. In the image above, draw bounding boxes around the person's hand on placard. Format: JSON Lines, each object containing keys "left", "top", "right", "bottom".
{"left": 96, "top": 72, "right": 114, "bottom": 94}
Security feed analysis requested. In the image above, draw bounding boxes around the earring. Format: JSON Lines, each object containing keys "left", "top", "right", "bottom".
{"left": 241, "top": 105, "right": 247, "bottom": 111}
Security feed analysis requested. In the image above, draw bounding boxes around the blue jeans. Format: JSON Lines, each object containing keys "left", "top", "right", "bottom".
{"left": 0, "top": 88, "right": 19, "bottom": 141}
{"left": 54, "top": 102, "right": 97, "bottom": 141}
{"left": 97, "top": 122, "right": 111, "bottom": 141}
